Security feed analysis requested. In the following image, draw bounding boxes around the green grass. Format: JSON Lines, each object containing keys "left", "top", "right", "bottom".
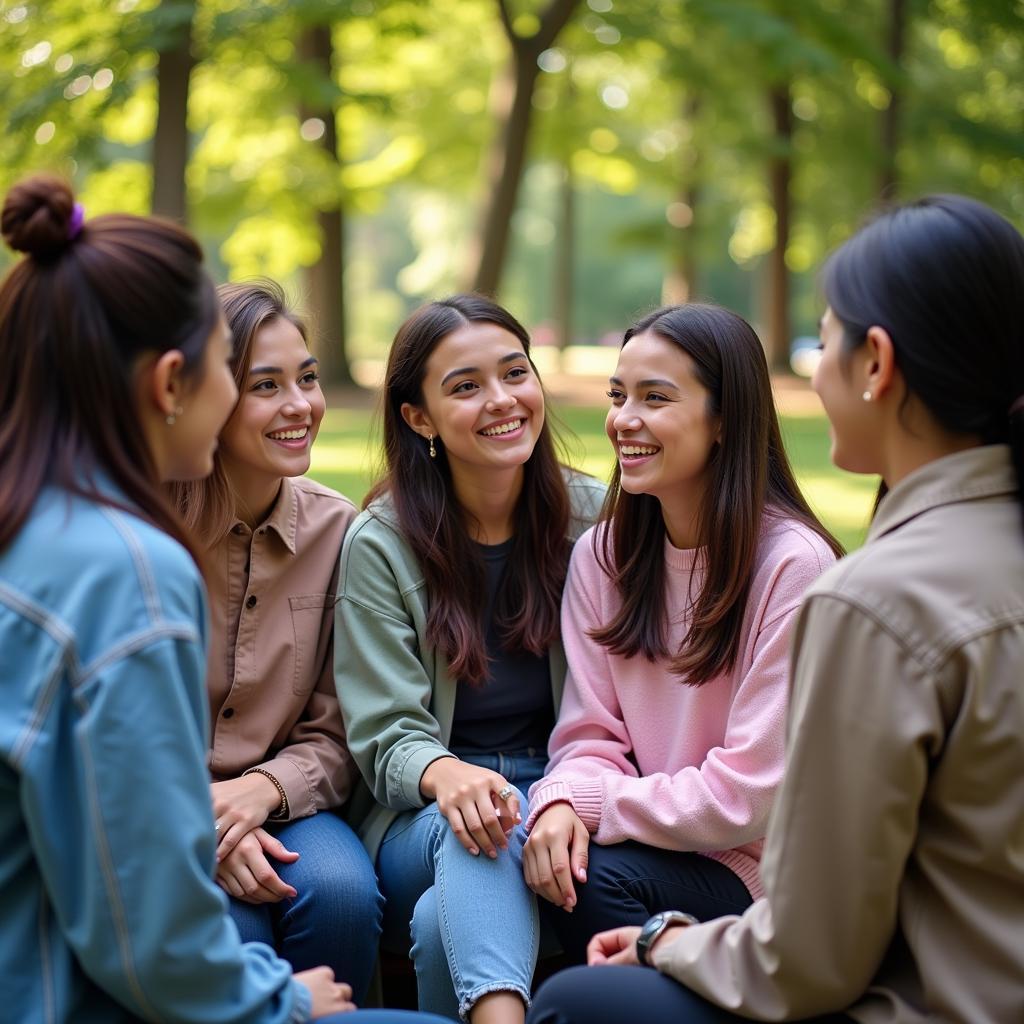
{"left": 308, "top": 401, "right": 877, "bottom": 552}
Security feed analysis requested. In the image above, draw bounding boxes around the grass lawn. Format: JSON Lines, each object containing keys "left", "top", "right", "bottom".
{"left": 308, "top": 396, "right": 878, "bottom": 553}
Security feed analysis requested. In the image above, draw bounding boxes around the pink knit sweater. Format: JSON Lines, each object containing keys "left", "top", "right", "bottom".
{"left": 527, "top": 514, "right": 836, "bottom": 899}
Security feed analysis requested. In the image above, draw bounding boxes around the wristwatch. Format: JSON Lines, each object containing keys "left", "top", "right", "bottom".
{"left": 635, "top": 910, "right": 699, "bottom": 966}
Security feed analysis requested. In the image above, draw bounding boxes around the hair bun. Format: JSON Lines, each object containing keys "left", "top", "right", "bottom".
{"left": 1, "top": 174, "right": 77, "bottom": 260}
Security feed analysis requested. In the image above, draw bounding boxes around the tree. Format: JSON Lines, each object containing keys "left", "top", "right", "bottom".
{"left": 468, "top": 0, "right": 580, "bottom": 296}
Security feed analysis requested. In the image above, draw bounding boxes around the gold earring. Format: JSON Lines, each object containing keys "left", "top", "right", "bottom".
{"left": 862, "top": 390, "right": 873, "bottom": 402}
{"left": 428, "top": 434, "right": 436, "bottom": 459}
{"left": 166, "top": 405, "right": 183, "bottom": 426}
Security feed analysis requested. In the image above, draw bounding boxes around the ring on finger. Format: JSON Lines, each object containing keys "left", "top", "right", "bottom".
{"left": 497, "top": 784, "right": 514, "bottom": 801}
{"left": 214, "top": 821, "right": 222, "bottom": 833}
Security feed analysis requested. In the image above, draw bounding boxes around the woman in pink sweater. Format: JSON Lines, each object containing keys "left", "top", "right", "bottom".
{"left": 523, "top": 303, "right": 841, "bottom": 962}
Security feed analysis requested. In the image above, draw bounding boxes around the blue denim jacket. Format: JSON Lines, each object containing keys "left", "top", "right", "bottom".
{"left": 0, "top": 488, "right": 312, "bottom": 1023}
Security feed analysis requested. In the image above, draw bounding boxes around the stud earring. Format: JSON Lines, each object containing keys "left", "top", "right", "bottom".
{"left": 428, "top": 434, "right": 436, "bottom": 459}
{"left": 862, "top": 390, "right": 873, "bottom": 402}
{"left": 166, "top": 405, "right": 184, "bottom": 426}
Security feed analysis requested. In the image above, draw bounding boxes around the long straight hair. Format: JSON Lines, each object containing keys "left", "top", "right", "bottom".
{"left": 591, "top": 304, "right": 843, "bottom": 685}
{"left": 367, "top": 294, "right": 571, "bottom": 685}
{"left": 170, "top": 280, "right": 307, "bottom": 546}
{"left": 0, "top": 175, "right": 218, "bottom": 564}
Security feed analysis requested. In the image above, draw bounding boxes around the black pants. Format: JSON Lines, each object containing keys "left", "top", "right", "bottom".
{"left": 547, "top": 840, "right": 754, "bottom": 964}
{"left": 528, "top": 965, "right": 855, "bottom": 1024}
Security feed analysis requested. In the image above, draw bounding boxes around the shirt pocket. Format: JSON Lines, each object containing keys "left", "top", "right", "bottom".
{"left": 288, "top": 593, "right": 336, "bottom": 696}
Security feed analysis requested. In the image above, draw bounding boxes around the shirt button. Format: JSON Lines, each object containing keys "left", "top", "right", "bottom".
{"left": 246, "top": 595, "right": 257, "bottom": 609}
{"left": 222, "top": 707, "right": 235, "bottom": 719}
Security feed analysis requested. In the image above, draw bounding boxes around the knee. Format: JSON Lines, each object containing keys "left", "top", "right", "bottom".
{"left": 409, "top": 886, "right": 443, "bottom": 957}
{"left": 528, "top": 966, "right": 591, "bottom": 1024}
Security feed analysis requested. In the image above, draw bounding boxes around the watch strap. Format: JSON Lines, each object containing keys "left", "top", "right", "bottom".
{"left": 636, "top": 910, "right": 699, "bottom": 966}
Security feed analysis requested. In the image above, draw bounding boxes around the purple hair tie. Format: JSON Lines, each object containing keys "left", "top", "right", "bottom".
{"left": 67, "top": 202, "right": 85, "bottom": 240}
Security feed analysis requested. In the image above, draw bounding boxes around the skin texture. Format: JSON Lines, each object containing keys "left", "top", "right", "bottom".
{"left": 139, "top": 317, "right": 238, "bottom": 484}
{"left": 219, "top": 316, "right": 326, "bottom": 526}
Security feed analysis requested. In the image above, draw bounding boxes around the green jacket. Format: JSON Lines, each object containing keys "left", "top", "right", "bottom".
{"left": 334, "top": 471, "right": 606, "bottom": 857}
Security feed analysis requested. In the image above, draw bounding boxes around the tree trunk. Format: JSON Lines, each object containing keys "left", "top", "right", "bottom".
{"left": 469, "top": 0, "right": 579, "bottom": 296}
{"left": 879, "top": 0, "right": 906, "bottom": 201}
{"left": 300, "top": 24, "right": 353, "bottom": 387}
{"left": 662, "top": 91, "right": 701, "bottom": 305}
{"left": 765, "top": 82, "right": 792, "bottom": 371}
{"left": 151, "top": 0, "right": 195, "bottom": 222}
{"left": 554, "top": 67, "right": 576, "bottom": 350}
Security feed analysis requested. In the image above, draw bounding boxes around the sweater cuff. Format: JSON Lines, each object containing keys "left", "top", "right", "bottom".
{"left": 289, "top": 978, "right": 313, "bottom": 1023}
{"left": 525, "top": 777, "right": 604, "bottom": 834}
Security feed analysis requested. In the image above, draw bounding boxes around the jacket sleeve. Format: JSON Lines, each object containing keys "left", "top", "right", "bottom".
{"left": 334, "top": 520, "right": 452, "bottom": 811}
{"left": 651, "top": 593, "right": 933, "bottom": 1019}
{"left": 25, "top": 633, "right": 310, "bottom": 1024}
{"left": 258, "top": 562, "right": 356, "bottom": 820}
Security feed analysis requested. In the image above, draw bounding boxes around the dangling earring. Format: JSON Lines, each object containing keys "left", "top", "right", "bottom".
{"left": 166, "top": 405, "right": 184, "bottom": 426}
{"left": 862, "top": 390, "right": 873, "bottom": 402}
{"left": 428, "top": 434, "right": 436, "bottom": 459}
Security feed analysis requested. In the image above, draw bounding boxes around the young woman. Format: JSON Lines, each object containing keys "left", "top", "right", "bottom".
{"left": 0, "top": 176, "right": 409, "bottom": 1021}
{"left": 523, "top": 304, "right": 842, "bottom": 962}
{"left": 171, "top": 280, "right": 382, "bottom": 1003}
{"left": 527, "top": 197, "right": 1024, "bottom": 1023}
{"left": 334, "top": 295, "right": 605, "bottom": 1023}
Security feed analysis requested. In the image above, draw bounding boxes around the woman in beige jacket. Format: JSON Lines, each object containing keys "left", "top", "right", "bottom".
{"left": 528, "top": 197, "right": 1024, "bottom": 1024}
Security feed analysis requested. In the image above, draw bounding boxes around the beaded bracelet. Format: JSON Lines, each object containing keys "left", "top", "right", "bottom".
{"left": 242, "top": 766, "right": 289, "bottom": 821}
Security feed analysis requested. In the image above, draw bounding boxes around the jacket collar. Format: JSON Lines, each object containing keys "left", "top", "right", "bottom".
{"left": 868, "top": 445, "right": 1018, "bottom": 543}
{"left": 228, "top": 477, "right": 298, "bottom": 554}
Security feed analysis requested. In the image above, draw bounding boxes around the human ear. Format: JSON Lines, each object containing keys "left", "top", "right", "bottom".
{"left": 863, "top": 326, "right": 896, "bottom": 401}
{"left": 400, "top": 401, "right": 436, "bottom": 440}
{"left": 145, "top": 349, "right": 188, "bottom": 420}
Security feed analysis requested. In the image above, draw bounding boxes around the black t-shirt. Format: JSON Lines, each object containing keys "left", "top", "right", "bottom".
{"left": 449, "top": 538, "right": 555, "bottom": 754}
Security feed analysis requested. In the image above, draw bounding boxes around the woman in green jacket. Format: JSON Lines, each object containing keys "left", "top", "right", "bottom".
{"left": 334, "top": 295, "right": 604, "bottom": 1024}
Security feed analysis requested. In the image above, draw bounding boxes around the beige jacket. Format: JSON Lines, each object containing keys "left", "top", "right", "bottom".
{"left": 206, "top": 475, "right": 358, "bottom": 820}
{"left": 654, "top": 445, "right": 1024, "bottom": 1023}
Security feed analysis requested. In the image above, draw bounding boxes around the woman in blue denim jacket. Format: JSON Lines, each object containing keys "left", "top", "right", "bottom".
{"left": 0, "top": 175, "right": 444, "bottom": 1024}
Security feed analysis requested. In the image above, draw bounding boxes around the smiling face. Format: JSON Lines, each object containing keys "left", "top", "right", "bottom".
{"left": 401, "top": 321, "right": 544, "bottom": 489}
{"left": 606, "top": 329, "right": 720, "bottom": 522}
{"left": 217, "top": 315, "right": 325, "bottom": 497}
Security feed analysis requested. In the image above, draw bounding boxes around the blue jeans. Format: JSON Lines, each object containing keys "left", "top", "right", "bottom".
{"left": 378, "top": 751, "right": 547, "bottom": 1020}
{"left": 330, "top": 1014, "right": 451, "bottom": 1023}
{"left": 229, "top": 811, "right": 384, "bottom": 1004}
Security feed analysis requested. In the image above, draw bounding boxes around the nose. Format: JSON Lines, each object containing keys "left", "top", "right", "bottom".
{"left": 485, "top": 383, "right": 516, "bottom": 412}
{"left": 611, "top": 401, "right": 642, "bottom": 433}
{"left": 282, "top": 385, "right": 312, "bottom": 416}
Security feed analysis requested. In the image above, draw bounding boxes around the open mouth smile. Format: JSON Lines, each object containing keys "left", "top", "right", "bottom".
{"left": 266, "top": 426, "right": 311, "bottom": 448}
{"left": 479, "top": 417, "right": 525, "bottom": 438}
{"left": 619, "top": 443, "right": 660, "bottom": 462}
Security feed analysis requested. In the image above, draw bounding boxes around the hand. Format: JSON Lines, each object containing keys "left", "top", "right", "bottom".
{"left": 523, "top": 801, "right": 589, "bottom": 910}
{"left": 211, "top": 774, "right": 283, "bottom": 861}
{"left": 215, "top": 827, "right": 299, "bottom": 904}
{"left": 587, "top": 925, "right": 642, "bottom": 966}
{"left": 294, "top": 967, "right": 356, "bottom": 1018}
{"left": 419, "top": 757, "right": 520, "bottom": 858}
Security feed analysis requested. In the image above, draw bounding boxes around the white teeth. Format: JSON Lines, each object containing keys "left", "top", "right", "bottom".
{"left": 620, "top": 445, "right": 659, "bottom": 456}
{"left": 480, "top": 419, "right": 523, "bottom": 436}
{"left": 268, "top": 428, "right": 308, "bottom": 440}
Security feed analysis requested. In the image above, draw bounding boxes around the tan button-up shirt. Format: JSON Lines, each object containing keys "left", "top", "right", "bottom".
{"left": 654, "top": 445, "right": 1024, "bottom": 1023}
{"left": 206, "top": 476, "right": 357, "bottom": 821}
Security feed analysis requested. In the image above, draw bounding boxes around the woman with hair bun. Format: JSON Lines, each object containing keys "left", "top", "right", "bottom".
{"left": 0, "top": 175, "right": 443, "bottom": 1024}
{"left": 529, "top": 196, "right": 1024, "bottom": 1023}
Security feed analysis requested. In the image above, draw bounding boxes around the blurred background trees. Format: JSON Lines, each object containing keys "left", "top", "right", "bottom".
{"left": 2, "top": 0, "right": 1022, "bottom": 383}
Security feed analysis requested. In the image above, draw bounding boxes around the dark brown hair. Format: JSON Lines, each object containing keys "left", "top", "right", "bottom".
{"left": 367, "top": 294, "right": 571, "bottom": 685}
{"left": 0, "top": 174, "right": 219, "bottom": 562}
{"left": 591, "top": 303, "right": 843, "bottom": 685}
{"left": 170, "top": 280, "right": 307, "bottom": 545}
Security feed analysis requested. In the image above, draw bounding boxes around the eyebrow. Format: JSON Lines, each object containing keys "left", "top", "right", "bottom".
{"left": 249, "top": 356, "right": 319, "bottom": 375}
{"left": 608, "top": 376, "right": 679, "bottom": 390}
{"left": 440, "top": 351, "right": 526, "bottom": 388}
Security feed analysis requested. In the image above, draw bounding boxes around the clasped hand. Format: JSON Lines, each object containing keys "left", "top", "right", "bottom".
{"left": 522, "top": 801, "right": 590, "bottom": 911}
{"left": 420, "top": 757, "right": 520, "bottom": 859}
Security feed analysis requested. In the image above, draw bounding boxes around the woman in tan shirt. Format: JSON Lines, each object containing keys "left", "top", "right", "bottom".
{"left": 172, "top": 281, "right": 382, "bottom": 1004}
{"left": 528, "top": 197, "right": 1024, "bottom": 1023}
